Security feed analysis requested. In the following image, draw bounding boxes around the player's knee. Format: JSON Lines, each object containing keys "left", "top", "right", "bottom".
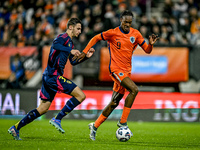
{"left": 76, "top": 92, "right": 86, "bottom": 102}
{"left": 37, "top": 107, "right": 48, "bottom": 115}
{"left": 43, "top": 109, "right": 48, "bottom": 114}
{"left": 39, "top": 109, "right": 48, "bottom": 115}
{"left": 81, "top": 93, "right": 86, "bottom": 101}
{"left": 130, "top": 87, "right": 139, "bottom": 96}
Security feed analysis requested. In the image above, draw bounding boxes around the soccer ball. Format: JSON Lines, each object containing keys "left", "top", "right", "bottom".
{"left": 116, "top": 126, "right": 132, "bottom": 142}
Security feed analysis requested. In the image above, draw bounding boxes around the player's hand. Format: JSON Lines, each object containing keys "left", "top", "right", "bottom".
{"left": 72, "top": 52, "right": 86, "bottom": 62}
{"left": 86, "top": 48, "right": 95, "bottom": 58}
{"left": 71, "top": 49, "right": 81, "bottom": 57}
{"left": 149, "top": 34, "right": 159, "bottom": 45}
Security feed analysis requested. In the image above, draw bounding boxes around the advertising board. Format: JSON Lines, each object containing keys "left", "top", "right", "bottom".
{"left": 0, "top": 90, "right": 199, "bottom": 122}
{"left": 0, "top": 47, "right": 38, "bottom": 80}
{"left": 99, "top": 47, "right": 189, "bottom": 82}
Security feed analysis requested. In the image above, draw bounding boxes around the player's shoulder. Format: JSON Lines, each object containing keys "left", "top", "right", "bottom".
{"left": 102, "top": 28, "right": 117, "bottom": 37}
{"left": 130, "top": 28, "right": 142, "bottom": 36}
{"left": 107, "top": 26, "right": 122, "bottom": 34}
{"left": 114, "top": 26, "right": 122, "bottom": 32}
{"left": 130, "top": 27, "right": 140, "bottom": 33}
{"left": 57, "top": 33, "right": 69, "bottom": 39}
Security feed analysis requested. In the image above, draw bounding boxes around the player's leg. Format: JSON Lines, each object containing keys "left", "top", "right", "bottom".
{"left": 8, "top": 75, "right": 55, "bottom": 140}
{"left": 89, "top": 90, "right": 124, "bottom": 141}
{"left": 17, "top": 100, "right": 51, "bottom": 129}
{"left": 94, "top": 91, "right": 124, "bottom": 128}
{"left": 50, "top": 76, "right": 85, "bottom": 133}
{"left": 88, "top": 72, "right": 125, "bottom": 141}
{"left": 118, "top": 76, "right": 138, "bottom": 126}
{"left": 8, "top": 100, "right": 51, "bottom": 140}
{"left": 37, "top": 100, "right": 52, "bottom": 115}
{"left": 54, "top": 86, "right": 85, "bottom": 120}
{"left": 50, "top": 86, "right": 85, "bottom": 133}
{"left": 16, "top": 100, "right": 51, "bottom": 128}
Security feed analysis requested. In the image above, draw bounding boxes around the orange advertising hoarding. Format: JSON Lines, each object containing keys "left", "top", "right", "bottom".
{"left": 0, "top": 47, "right": 38, "bottom": 79}
{"left": 99, "top": 47, "right": 189, "bottom": 82}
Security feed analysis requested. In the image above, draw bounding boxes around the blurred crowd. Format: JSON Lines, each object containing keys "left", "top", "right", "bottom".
{"left": 0, "top": 0, "right": 200, "bottom": 53}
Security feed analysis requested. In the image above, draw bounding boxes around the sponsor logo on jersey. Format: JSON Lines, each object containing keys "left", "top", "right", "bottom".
{"left": 67, "top": 80, "right": 72, "bottom": 84}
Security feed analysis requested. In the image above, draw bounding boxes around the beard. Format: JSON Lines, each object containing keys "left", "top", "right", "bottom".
{"left": 72, "top": 29, "right": 78, "bottom": 37}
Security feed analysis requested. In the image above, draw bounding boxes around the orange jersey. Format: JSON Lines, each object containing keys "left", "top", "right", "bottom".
{"left": 83, "top": 26, "right": 152, "bottom": 73}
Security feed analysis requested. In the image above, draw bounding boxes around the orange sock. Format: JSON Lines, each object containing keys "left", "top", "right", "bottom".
{"left": 94, "top": 114, "right": 107, "bottom": 128}
{"left": 120, "top": 107, "right": 131, "bottom": 124}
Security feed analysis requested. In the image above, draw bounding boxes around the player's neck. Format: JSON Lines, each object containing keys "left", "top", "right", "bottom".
{"left": 119, "top": 26, "right": 129, "bottom": 34}
{"left": 66, "top": 30, "right": 73, "bottom": 39}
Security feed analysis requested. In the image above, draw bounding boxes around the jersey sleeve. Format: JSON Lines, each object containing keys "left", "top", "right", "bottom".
{"left": 83, "top": 29, "right": 115, "bottom": 53}
{"left": 82, "top": 33, "right": 102, "bottom": 53}
{"left": 101, "top": 29, "right": 115, "bottom": 41}
{"left": 136, "top": 31, "right": 153, "bottom": 54}
{"left": 52, "top": 35, "right": 72, "bottom": 52}
{"left": 68, "top": 54, "right": 88, "bottom": 65}
{"left": 135, "top": 30, "right": 145, "bottom": 46}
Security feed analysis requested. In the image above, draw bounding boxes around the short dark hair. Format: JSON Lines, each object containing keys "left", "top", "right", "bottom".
{"left": 120, "top": 10, "right": 134, "bottom": 19}
{"left": 67, "top": 18, "right": 82, "bottom": 28}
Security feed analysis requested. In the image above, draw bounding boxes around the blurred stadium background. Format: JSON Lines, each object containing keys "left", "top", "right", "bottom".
{"left": 0, "top": 0, "right": 200, "bottom": 122}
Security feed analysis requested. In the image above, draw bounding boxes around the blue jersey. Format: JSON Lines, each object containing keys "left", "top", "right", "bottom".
{"left": 43, "top": 33, "right": 74, "bottom": 76}
{"left": 40, "top": 32, "right": 89, "bottom": 101}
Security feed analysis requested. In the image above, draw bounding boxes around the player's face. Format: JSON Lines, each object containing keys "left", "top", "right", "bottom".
{"left": 72, "top": 23, "right": 82, "bottom": 37}
{"left": 120, "top": 15, "right": 133, "bottom": 33}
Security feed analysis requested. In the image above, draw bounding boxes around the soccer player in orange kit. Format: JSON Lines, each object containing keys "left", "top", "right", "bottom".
{"left": 75, "top": 10, "right": 159, "bottom": 141}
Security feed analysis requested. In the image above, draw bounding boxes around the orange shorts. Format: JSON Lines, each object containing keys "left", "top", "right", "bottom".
{"left": 110, "top": 71, "right": 131, "bottom": 94}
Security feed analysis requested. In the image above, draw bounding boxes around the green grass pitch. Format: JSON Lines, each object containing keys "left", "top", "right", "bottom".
{"left": 0, "top": 119, "right": 200, "bottom": 150}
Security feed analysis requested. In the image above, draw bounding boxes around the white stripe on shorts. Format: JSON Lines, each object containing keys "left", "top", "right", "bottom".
{"left": 112, "top": 72, "right": 121, "bottom": 82}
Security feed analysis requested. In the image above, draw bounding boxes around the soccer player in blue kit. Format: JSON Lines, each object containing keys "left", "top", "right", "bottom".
{"left": 8, "top": 18, "right": 95, "bottom": 140}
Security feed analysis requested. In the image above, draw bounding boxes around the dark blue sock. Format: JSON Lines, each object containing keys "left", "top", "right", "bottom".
{"left": 15, "top": 109, "right": 41, "bottom": 130}
{"left": 55, "top": 97, "right": 80, "bottom": 120}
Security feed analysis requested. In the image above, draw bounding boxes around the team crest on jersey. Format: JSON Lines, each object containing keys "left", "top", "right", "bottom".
{"left": 130, "top": 37, "right": 135, "bottom": 43}
{"left": 68, "top": 43, "right": 71, "bottom": 47}
{"left": 119, "top": 72, "right": 124, "bottom": 76}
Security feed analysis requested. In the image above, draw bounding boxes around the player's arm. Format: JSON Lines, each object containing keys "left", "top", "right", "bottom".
{"left": 140, "top": 34, "right": 159, "bottom": 54}
{"left": 52, "top": 36, "right": 72, "bottom": 52}
{"left": 73, "top": 34, "right": 102, "bottom": 62}
{"left": 140, "top": 41, "right": 153, "bottom": 54}
{"left": 83, "top": 34, "right": 102, "bottom": 53}
{"left": 69, "top": 48, "right": 95, "bottom": 65}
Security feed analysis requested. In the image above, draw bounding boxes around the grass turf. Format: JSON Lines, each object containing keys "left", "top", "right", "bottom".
{"left": 0, "top": 119, "right": 200, "bottom": 150}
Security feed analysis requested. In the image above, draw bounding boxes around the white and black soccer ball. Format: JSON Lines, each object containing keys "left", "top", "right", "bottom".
{"left": 116, "top": 126, "right": 132, "bottom": 142}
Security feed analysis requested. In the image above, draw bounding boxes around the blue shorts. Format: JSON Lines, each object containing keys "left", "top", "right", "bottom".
{"left": 40, "top": 75, "right": 77, "bottom": 102}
